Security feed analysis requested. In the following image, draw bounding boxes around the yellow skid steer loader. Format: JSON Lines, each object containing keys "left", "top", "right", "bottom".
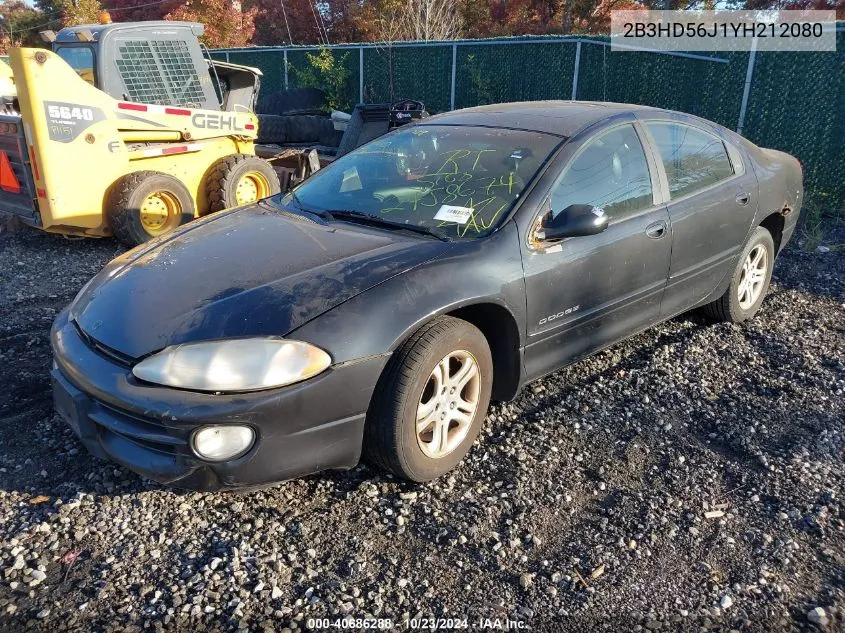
{"left": 0, "top": 20, "right": 281, "bottom": 245}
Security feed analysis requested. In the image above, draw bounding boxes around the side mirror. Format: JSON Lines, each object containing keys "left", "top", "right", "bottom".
{"left": 539, "top": 204, "right": 609, "bottom": 241}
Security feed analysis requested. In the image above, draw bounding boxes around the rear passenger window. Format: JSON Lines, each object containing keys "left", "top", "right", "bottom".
{"left": 646, "top": 122, "right": 734, "bottom": 199}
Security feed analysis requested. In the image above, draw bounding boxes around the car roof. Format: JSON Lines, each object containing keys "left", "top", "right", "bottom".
{"left": 423, "top": 101, "right": 665, "bottom": 137}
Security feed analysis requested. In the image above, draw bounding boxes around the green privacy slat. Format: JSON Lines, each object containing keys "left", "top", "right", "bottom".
{"left": 741, "top": 30, "right": 845, "bottom": 211}
{"left": 455, "top": 42, "right": 577, "bottom": 110}
{"left": 575, "top": 40, "right": 748, "bottom": 130}
{"left": 362, "top": 46, "right": 453, "bottom": 113}
{"left": 216, "top": 28, "right": 844, "bottom": 212}
{"left": 223, "top": 50, "right": 286, "bottom": 95}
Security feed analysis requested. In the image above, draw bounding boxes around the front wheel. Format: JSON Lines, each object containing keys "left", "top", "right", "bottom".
{"left": 364, "top": 316, "right": 493, "bottom": 482}
{"left": 703, "top": 225, "right": 775, "bottom": 323}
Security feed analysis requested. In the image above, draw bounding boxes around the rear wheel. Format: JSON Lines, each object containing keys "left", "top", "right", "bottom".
{"left": 205, "top": 154, "right": 281, "bottom": 213}
{"left": 703, "top": 226, "right": 775, "bottom": 323}
{"left": 106, "top": 171, "right": 194, "bottom": 246}
{"left": 363, "top": 316, "right": 493, "bottom": 482}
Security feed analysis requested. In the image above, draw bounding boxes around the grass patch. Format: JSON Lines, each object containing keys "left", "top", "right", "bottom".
{"left": 798, "top": 194, "right": 843, "bottom": 252}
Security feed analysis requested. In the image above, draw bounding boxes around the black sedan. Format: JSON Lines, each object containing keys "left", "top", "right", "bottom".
{"left": 51, "top": 102, "right": 803, "bottom": 490}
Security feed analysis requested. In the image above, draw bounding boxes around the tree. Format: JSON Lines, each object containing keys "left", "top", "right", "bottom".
{"left": 251, "top": 0, "right": 328, "bottom": 45}
{"left": 60, "top": 0, "right": 104, "bottom": 26}
{"left": 402, "top": 0, "right": 460, "bottom": 40}
{"left": 349, "top": 0, "right": 404, "bottom": 42}
{"left": 0, "top": 0, "right": 46, "bottom": 51}
{"left": 166, "top": 0, "right": 258, "bottom": 47}
{"left": 290, "top": 47, "right": 352, "bottom": 109}
{"left": 105, "top": 0, "right": 175, "bottom": 22}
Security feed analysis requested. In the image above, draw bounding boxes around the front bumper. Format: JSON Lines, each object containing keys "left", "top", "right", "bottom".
{"left": 50, "top": 310, "right": 389, "bottom": 490}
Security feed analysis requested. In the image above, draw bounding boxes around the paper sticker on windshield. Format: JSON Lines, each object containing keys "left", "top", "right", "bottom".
{"left": 434, "top": 205, "right": 473, "bottom": 224}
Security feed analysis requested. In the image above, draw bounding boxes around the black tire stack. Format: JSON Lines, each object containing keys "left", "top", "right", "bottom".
{"left": 256, "top": 114, "right": 341, "bottom": 147}
{"left": 255, "top": 87, "right": 327, "bottom": 116}
{"left": 254, "top": 87, "right": 342, "bottom": 147}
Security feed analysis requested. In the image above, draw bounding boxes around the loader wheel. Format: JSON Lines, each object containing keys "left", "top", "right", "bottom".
{"left": 205, "top": 154, "right": 281, "bottom": 213}
{"left": 107, "top": 171, "right": 195, "bottom": 246}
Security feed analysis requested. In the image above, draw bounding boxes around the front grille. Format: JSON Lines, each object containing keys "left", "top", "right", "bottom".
{"left": 89, "top": 399, "right": 189, "bottom": 456}
{"left": 54, "top": 358, "right": 191, "bottom": 459}
{"left": 67, "top": 324, "right": 190, "bottom": 455}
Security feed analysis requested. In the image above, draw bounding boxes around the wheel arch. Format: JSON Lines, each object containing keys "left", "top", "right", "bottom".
{"left": 442, "top": 302, "right": 523, "bottom": 401}
{"left": 759, "top": 210, "right": 786, "bottom": 255}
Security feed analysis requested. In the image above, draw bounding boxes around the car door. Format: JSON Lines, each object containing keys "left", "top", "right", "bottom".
{"left": 520, "top": 121, "right": 672, "bottom": 380}
{"left": 640, "top": 120, "right": 759, "bottom": 318}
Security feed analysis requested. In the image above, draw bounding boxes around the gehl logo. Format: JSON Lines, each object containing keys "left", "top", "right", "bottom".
{"left": 191, "top": 113, "right": 245, "bottom": 132}
{"left": 539, "top": 305, "right": 580, "bottom": 326}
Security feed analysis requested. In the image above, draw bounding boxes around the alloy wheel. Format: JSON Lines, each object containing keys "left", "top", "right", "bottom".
{"left": 737, "top": 244, "right": 768, "bottom": 310}
{"left": 416, "top": 350, "right": 481, "bottom": 459}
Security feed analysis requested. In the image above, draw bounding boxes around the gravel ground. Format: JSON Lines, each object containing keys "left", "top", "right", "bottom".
{"left": 0, "top": 223, "right": 842, "bottom": 633}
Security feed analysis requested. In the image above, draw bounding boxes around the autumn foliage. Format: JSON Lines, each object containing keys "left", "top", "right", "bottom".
{"left": 165, "top": 0, "right": 258, "bottom": 48}
{"left": 1, "top": 0, "right": 843, "bottom": 52}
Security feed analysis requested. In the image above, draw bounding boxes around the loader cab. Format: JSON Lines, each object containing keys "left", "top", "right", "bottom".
{"left": 50, "top": 21, "right": 261, "bottom": 112}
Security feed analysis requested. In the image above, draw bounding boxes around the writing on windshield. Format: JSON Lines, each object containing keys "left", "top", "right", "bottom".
{"left": 289, "top": 126, "right": 561, "bottom": 239}
{"left": 377, "top": 148, "right": 524, "bottom": 237}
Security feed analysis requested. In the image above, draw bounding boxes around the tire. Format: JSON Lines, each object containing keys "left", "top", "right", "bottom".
{"left": 257, "top": 114, "right": 334, "bottom": 144}
{"left": 256, "top": 88, "right": 327, "bottom": 116}
{"left": 363, "top": 316, "right": 493, "bottom": 482}
{"left": 317, "top": 127, "right": 343, "bottom": 149}
{"left": 703, "top": 225, "right": 775, "bottom": 323}
{"left": 256, "top": 114, "right": 289, "bottom": 144}
{"left": 205, "top": 154, "right": 281, "bottom": 213}
{"left": 106, "top": 171, "right": 195, "bottom": 246}
{"left": 284, "top": 115, "right": 323, "bottom": 143}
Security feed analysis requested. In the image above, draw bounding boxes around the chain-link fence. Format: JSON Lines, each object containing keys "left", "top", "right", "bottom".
{"left": 213, "top": 26, "right": 845, "bottom": 213}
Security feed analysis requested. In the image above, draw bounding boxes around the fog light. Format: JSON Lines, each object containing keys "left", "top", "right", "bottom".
{"left": 192, "top": 425, "right": 255, "bottom": 461}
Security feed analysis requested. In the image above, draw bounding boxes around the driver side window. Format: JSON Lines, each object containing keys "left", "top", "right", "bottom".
{"left": 551, "top": 124, "right": 653, "bottom": 219}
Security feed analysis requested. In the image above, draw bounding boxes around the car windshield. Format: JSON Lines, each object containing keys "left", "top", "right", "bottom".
{"left": 281, "top": 125, "right": 562, "bottom": 239}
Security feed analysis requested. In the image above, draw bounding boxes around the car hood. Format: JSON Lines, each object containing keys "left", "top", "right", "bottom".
{"left": 72, "top": 205, "right": 451, "bottom": 359}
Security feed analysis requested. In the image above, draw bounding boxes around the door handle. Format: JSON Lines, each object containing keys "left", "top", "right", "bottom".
{"left": 645, "top": 221, "right": 666, "bottom": 239}
{"left": 735, "top": 192, "right": 751, "bottom": 206}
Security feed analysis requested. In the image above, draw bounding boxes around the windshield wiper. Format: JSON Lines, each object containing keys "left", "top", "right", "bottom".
{"left": 319, "top": 209, "right": 448, "bottom": 241}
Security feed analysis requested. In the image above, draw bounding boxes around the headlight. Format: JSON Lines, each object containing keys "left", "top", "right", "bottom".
{"left": 132, "top": 338, "right": 331, "bottom": 392}
{"left": 192, "top": 425, "right": 255, "bottom": 461}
